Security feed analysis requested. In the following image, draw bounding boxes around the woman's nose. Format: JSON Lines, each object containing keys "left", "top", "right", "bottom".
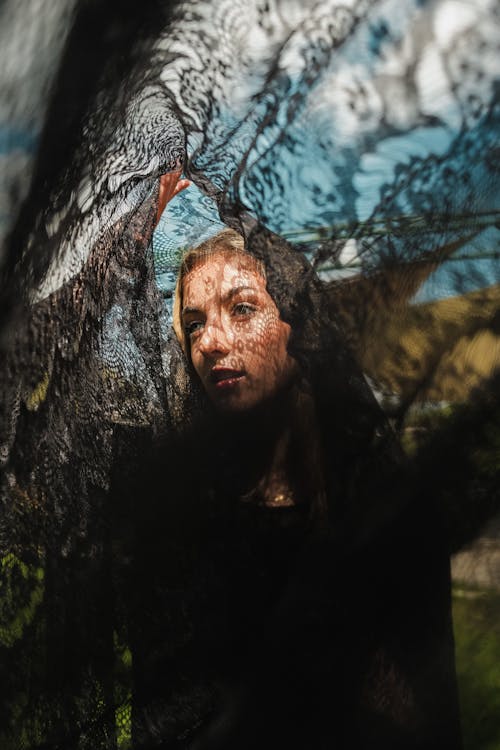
{"left": 198, "top": 321, "right": 231, "bottom": 357}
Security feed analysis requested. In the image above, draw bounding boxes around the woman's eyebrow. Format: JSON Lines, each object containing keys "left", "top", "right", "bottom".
{"left": 182, "top": 286, "right": 258, "bottom": 317}
{"left": 222, "top": 285, "right": 257, "bottom": 303}
{"left": 182, "top": 306, "right": 203, "bottom": 318}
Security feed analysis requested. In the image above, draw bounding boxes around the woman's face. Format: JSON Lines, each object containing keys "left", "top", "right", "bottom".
{"left": 181, "top": 250, "right": 295, "bottom": 411}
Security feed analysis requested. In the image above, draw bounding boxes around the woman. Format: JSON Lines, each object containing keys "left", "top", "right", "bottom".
{"left": 125, "top": 176, "right": 463, "bottom": 749}
{"left": 172, "top": 228, "right": 328, "bottom": 516}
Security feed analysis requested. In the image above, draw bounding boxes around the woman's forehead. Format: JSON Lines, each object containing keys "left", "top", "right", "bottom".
{"left": 183, "top": 253, "right": 265, "bottom": 301}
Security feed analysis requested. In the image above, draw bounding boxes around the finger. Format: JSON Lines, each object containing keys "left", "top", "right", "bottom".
{"left": 156, "top": 170, "right": 184, "bottom": 226}
{"left": 159, "top": 169, "right": 183, "bottom": 199}
{"left": 172, "top": 178, "right": 192, "bottom": 197}
{"left": 156, "top": 182, "right": 170, "bottom": 227}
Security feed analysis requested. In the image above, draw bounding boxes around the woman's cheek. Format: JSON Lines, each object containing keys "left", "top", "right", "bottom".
{"left": 190, "top": 346, "right": 204, "bottom": 380}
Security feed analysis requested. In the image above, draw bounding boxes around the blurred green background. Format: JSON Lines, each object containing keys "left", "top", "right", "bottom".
{"left": 453, "top": 586, "right": 500, "bottom": 750}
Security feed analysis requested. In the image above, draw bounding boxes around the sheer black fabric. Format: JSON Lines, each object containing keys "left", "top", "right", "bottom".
{"left": 0, "top": 1, "right": 499, "bottom": 748}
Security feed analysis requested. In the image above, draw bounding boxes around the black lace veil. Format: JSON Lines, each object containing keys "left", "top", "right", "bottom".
{"left": 1, "top": 1, "right": 499, "bottom": 747}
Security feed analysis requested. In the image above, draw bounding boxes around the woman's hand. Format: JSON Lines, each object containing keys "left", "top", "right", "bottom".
{"left": 155, "top": 169, "right": 191, "bottom": 227}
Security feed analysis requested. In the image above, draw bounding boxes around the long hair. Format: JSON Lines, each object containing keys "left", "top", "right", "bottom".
{"left": 172, "top": 227, "right": 328, "bottom": 523}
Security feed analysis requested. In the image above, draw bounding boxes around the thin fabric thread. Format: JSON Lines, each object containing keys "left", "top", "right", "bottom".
{"left": 0, "top": 0, "right": 499, "bottom": 748}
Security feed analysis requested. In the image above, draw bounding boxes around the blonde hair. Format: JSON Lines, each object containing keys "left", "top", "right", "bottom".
{"left": 172, "top": 228, "right": 266, "bottom": 357}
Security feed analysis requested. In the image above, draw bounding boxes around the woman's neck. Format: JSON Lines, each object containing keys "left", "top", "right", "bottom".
{"left": 216, "top": 383, "right": 294, "bottom": 455}
{"left": 213, "top": 383, "right": 321, "bottom": 510}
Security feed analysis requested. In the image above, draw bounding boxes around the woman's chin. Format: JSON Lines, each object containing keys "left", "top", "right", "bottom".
{"left": 208, "top": 385, "right": 264, "bottom": 413}
{"left": 210, "top": 393, "right": 255, "bottom": 413}
{"left": 208, "top": 384, "right": 289, "bottom": 415}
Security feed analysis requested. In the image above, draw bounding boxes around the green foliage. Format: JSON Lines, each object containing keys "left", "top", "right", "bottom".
{"left": 115, "top": 701, "right": 132, "bottom": 750}
{"left": 472, "top": 421, "right": 500, "bottom": 477}
{"left": 0, "top": 553, "right": 45, "bottom": 647}
{"left": 114, "top": 630, "right": 132, "bottom": 748}
{"left": 453, "top": 587, "right": 500, "bottom": 750}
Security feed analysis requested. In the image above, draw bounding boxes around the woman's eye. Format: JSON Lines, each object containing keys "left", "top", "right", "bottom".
{"left": 185, "top": 320, "right": 204, "bottom": 336}
{"left": 232, "top": 303, "right": 256, "bottom": 316}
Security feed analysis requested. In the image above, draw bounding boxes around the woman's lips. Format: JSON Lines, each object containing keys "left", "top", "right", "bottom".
{"left": 210, "top": 368, "right": 245, "bottom": 389}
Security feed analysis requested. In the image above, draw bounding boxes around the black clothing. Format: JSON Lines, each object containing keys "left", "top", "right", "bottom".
{"left": 121, "top": 395, "right": 463, "bottom": 750}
